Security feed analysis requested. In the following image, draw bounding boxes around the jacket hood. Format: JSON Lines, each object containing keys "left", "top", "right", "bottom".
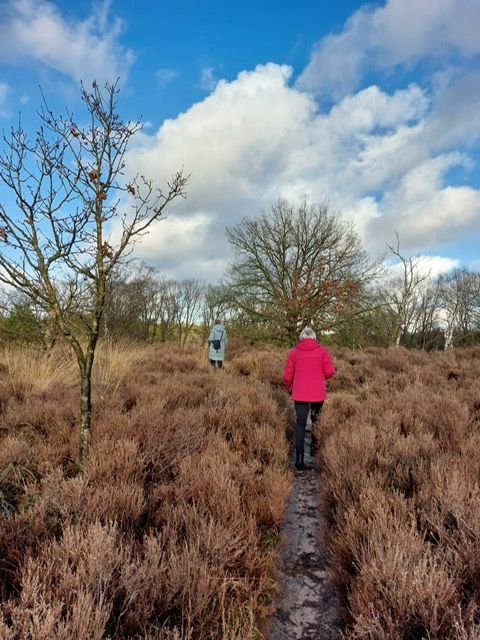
{"left": 296, "top": 338, "right": 321, "bottom": 351}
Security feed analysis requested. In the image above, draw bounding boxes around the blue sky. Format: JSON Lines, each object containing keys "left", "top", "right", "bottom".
{"left": 0, "top": 0, "right": 479, "bottom": 281}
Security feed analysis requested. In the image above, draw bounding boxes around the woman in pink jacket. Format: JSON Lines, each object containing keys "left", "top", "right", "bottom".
{"left": 283, "top": 327, "right": 336, "bottom": 470}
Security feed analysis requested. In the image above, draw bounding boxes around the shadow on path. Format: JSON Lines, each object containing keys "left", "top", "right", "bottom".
{"left": 265, "top": 418, "right": 341, "bottom": 640}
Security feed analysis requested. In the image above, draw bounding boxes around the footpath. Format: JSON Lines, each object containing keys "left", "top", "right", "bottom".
{"left": 265, "top": 416, "right": 341, "bottom": 640}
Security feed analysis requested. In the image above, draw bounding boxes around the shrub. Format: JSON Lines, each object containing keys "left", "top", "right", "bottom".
{"left": 320, "top": 346, "right": 480, "bottom": 639}
{"left": 0, "top": 342, "right": 290, "bottom": 639}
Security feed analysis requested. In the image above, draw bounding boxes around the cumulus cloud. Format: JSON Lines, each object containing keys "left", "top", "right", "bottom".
{"left": 424, "top": 69, "right": 480, "bottom": 152}
{"left": 110, "top": 210, "right": 225, "bottom": 280}
{"left": 368, "top": 154, "right": 480, "bottom": 250}
{"left": 120, "top": 63, "right": 480, "bottom": 280}
{"left": 414, "top": 256, "right": 460, "bottom": 278}
{"left": 121, "top": 212, "right": 211, "bottom": 268}
{"left": 297, "top": 0, "right": 480, "bottom": 99}
{"left": 386, "top": 254, "right": 459, "bottom": 280}
{"left": 0, "top": 0, "right": 134, "bottom": 84}
{"left": 126, "top": 64, "right": 314, "bottom": 215}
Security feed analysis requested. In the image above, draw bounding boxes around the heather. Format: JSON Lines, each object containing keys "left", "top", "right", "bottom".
{"left": 2, "top": 340, "right": 480, "bottom": 639}
{"left": 0, "top": 343, "right": 290, "bottom": 639}
{"left": 318, "top": 346, "right": 480, "bottom": 639}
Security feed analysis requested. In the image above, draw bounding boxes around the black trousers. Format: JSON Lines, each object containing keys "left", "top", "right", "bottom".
{"left": 294, "top": 400, "right": 324, "bottom": 461}
{"left": 210, "top": 359, "right": 223, "bottom": 369}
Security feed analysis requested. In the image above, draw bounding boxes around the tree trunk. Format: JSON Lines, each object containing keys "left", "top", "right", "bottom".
{"left": 79, "top": 359, "right": 93, "bottom": 466}
{"left": 444, "top": 325, "right": 454, "bottom": 350}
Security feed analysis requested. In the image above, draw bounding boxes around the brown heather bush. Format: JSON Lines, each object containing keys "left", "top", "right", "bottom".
{"left": 5, "top": 338, "right": 480, "bottom": 639}
{"left": 318, "top": 346, "right": 480, "bottom": 639}
{"left": 0, "top": 342, "right": 290, "bottom": 639}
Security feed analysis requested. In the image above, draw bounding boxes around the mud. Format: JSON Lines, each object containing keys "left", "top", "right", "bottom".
{"left": 265, "top": 418, "right": 342, "bottom": 640}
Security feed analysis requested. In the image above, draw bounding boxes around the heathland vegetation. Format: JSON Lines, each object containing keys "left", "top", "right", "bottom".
{"left": 0, "top": 341, "right": 290, "bottom": 638}
{"left": 321, "top": 346, "right": 480, "bottom": 639}
{"left": 1, "top": 341, "right": 479, "bottom": 638}
{"left": 1, "top": 81, "right": 480, "bottom": 639}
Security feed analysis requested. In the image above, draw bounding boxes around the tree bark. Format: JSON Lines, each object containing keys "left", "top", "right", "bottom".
{"left": 79, "top": 357, "right": 93, "bottom": 466}
{"left": 444, "top": 324, "right": 454, "bottom": 350}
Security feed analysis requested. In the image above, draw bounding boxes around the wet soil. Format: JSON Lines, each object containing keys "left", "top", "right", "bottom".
{"left": 265, "top": 421, "right": 342, "bottom": 640}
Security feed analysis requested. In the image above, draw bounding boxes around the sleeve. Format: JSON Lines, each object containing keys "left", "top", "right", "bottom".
{"left": 322, "top": 348, "right": 336, "bottom": 379}
{"left": 208, "top": 328, "right": 214, "bottom": 343}
{"left": 283, "top": 350, "right": 296, "bottom": 392}
{"left": 223, "top": 330, "right": 228, "bottom": 347}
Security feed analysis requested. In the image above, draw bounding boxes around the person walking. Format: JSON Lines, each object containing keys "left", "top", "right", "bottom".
{"left": 283, "top": 327, "right": 335, "bottom": 470}
{"left": 208, "top": 319, "right": 228, "bottom": 369}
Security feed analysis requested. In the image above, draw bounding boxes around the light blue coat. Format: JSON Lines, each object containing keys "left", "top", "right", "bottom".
{"left": 208, "top": 323, "right": 228, "bottom": 361}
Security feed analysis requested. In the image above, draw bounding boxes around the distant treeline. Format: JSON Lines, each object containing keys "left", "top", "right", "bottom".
{"left": 1, "top": 200, "right": 479, "bottom": 351}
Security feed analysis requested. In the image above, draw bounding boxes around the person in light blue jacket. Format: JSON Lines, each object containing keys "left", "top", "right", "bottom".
{"left": 208, "top": 319, "right": 228, "bottom": 368}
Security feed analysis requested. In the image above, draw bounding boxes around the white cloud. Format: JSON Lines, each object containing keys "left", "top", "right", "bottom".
{"left": 199, "top": 66, "right": 218, "bottom": 91}
{"left": 0, "top": 0, "right": 134, "bottom": 84}
{"left": 0, "top": 81, "right": 10, "bottom": 115}
{"left": 387, "top": 255, "right": 459, "bottom": 280}
{"left": 424, "top": 70, "right": 480, "bottom": 152}
{"left": 416, "top": 256, "right": 459, "bottom": 278}
{"left": 121, "top": 63, "right": 480, "bottom": 280}
{"left": 368, "top": 154, "right": 480, "bottom": 250}
{"left": 121, "top": 212, "right": 210, "bottom": 265}
{"left": 127, "top": 64, "right": 314, "bottom": 214}
{"left": 155, "top": 68, "right": 179, "bottom": 88}
{"left": 327, "top": 84, "right": 428, "bottom": 133}
{"left": 110, "top": 211, "right": 224, "bottom": 281}
{"left": 298, "top": 0, "right": 480, "bottom": 99}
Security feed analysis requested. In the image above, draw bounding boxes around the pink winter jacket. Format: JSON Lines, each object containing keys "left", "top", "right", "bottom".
{"left": 283, "top": 339, "right": 336, "bottom": 402}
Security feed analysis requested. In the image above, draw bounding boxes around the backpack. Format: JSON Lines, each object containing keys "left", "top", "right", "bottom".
{"left": 211, "top": 330, "right": 223, "bottom": 350}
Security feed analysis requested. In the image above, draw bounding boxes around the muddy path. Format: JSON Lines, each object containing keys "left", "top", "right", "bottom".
{"left": 265, "top": 419, "right": 342, "bottom": 640}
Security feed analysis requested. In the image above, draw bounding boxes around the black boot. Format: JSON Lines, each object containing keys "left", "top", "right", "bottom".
{"left": 295, "top": 449, "right": 305, "bottom": 470}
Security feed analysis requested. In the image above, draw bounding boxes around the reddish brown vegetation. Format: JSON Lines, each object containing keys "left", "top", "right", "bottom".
{"left": 0, "top": 344, "right": 290, "bottom": 639}
{"left": 318, "top": 346, "right": 480, "bottom": 639}
{"left": 3, "top": 340, "right": 477, "bottom": 639}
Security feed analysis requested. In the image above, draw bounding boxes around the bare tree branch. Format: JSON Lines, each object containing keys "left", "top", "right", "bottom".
{"left": 0, "top": 80, "right": 187, "bottom": 463}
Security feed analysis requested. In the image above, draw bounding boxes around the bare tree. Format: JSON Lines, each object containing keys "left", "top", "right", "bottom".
{"left": 383, "top": 233, "right": 431, "bottom": 347}
{"left": 225, "top": 199, "right": 375, "bottom": 343}
{"left": 0, "top": 81, "right": 187, "bottom": 464}
{"left": 104, "top": 262, "right": 165, "bottom": 341}
{"left": 410, "top": 280, "right": 442, "bottom": 349}
{"left": 438, "top": 268, "right": 480, "bottom": 348}
{"left": 174, "top": 278, "right": 205, "bottom": 345}
{"left": 200, "top": 284, "right": 230, "bottom": 342}
{"left": 155, "top": 276, "right": 180, "bottom": 342}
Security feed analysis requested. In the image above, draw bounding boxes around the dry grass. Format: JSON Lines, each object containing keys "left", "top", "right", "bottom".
{"left": 93, "top": 339, "right": 148, "bottom": 399}
{"left": 0, "top": 341, "right": 290, "bottom": 639}
{"left": 0, "top": 339, "right": 146, "bottom": 401}
{"left": 0, "top": 345, "right": 77, "bottom": 397}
